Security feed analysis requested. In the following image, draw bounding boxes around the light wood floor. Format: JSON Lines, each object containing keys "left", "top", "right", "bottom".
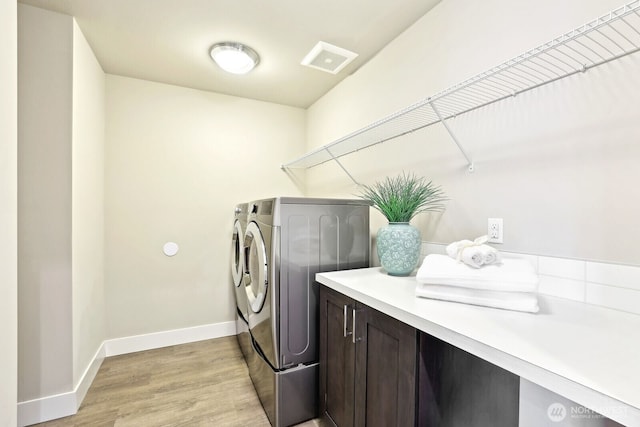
{"left": 35, "top": 336, "right": 320, "bottom": 426}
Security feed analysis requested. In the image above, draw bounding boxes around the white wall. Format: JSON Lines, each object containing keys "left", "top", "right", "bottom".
{"left": 104, "top": 75, "right": 305, "bottom": 338}
{"left": 18, "top": 4, "right": 74, "bottom": 401}
{"left": 0, "top": 0, "right": 18, "bottom": 423}
{"left": 18, "top": 5, "right": 107, "bottom": 412}
{"left": 72, "top": 19, "right": 106, "bottom": 387}
{"left": 305, "top": 0, "right": 640, "bottom": 266}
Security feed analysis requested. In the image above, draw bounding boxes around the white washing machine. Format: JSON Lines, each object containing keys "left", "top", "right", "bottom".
{"left": 231, "top": 203, "right": 253, "bottom": 362}
{"left": 243, "top": 197, "right": 370, "bottom": 427}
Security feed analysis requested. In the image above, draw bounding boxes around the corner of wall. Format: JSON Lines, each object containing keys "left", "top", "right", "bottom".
{"left": 0, "top": 0, "right": 18, "bottom": 425}
{"left": 71, "top": 12, "right": 107, "bottom": 391}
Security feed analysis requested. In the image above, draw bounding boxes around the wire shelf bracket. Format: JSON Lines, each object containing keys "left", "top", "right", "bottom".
{"left": 325, "top": 147, "right": 361, "bottom": 186}
{"left": 281, "top": 1, "right": 640, "bottom": 177}
{"left": 429, "top": 99, "right": 474, "bottom": 173}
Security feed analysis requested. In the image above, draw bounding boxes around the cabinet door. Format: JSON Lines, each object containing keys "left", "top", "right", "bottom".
{"left": 353, "top": 305, "right": 417, "bottom": 427}
{"left": 319, "top": 286, "right": 356, "bottom": 427}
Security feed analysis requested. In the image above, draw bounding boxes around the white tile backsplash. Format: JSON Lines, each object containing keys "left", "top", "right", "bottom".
{"left": 502, "top": 251, "right": 539, "bottom": 272}
{"left": 422, "top": 241, "right": 640, "bottom": 316}
{"left": 539, "top": 256, "right": 585, "bottom": 281}
{"left": 421, "top": 242, "right": 446, "bottom": 256}
{"left": 538, "top": 276, "right": 586, "bottom": 302}
{"left": 586, "top": 282, "right": 640, "bottom": 316}
{"left": 586, "top": 262, "right": 640, "bottom": 292}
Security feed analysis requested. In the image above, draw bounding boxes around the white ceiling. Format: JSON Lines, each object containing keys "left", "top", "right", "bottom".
{"left": 18, "top": 0, "right": 441, "bottom": 108}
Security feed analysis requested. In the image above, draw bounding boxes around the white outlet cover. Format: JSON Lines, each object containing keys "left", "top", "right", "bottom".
{"left": 488, "top": 218, "right": 503, "bottom": 244}
{"left": 163, "top": 242, "right": 179, "bottom": 257}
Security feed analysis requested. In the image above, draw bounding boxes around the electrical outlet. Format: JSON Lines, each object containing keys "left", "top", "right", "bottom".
{"left": 488, "top": 218, "right": 503, "bottom": 244}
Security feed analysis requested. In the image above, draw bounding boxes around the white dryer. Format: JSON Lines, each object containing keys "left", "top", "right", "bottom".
{"left": 243, "top": 197, "right": 370, "bottom": 427}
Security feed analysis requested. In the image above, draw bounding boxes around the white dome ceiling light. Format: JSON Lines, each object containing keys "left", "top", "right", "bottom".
{"left": 209, "top": 42, "right": 260, "bottom": 75}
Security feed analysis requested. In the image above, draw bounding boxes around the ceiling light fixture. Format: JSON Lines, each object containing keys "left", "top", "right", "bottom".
{"left": 209, "top": 42, "right": 260, "bottom": 75}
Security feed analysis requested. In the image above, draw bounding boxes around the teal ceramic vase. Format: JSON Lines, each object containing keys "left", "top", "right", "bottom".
{"left": 376, "top": 222, "right": 421, "bottom": 276}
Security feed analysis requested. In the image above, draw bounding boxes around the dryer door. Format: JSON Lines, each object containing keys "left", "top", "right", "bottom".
{"left": 232, "top": 218, "right": 250, "bottom": 323}
{"left": 231, "top": 219, "right": 244, "bottom": 287}
{"left": 244, "top": 221, "right": 268, "bottom": 314}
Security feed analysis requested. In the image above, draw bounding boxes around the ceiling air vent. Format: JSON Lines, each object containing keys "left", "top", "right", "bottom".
{"left": 301, "top": 41, "right": 358, "bottom": 74}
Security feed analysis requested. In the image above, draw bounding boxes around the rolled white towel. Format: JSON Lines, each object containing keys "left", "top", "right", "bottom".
{"left": 446, "top": 236, "right": 500, "bottom": 268}
{"left": 446, "top": 239, "right": 472, "bottom": 259}
{"left": 459, "top": 245, "right": 485, "bottom": 268}
{"left": 415, "top": 282, "right": 539, "bottom": 313}
{"left": 479, "top": 244, "right": 501, "bottom": 265}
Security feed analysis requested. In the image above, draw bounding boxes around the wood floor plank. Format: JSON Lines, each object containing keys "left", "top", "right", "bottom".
{"left": 34, "top": 336, "right": 321, "bottom": 427}
{"left": 35, "top": 337, "right": 272, "bottom": 426}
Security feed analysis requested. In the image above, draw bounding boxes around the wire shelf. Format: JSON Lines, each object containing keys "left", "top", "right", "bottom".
{"left": 282, "top": 1, "right": 640, "bottom": 170}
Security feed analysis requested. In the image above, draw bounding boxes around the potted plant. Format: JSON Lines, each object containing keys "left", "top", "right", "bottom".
{"left": 359, "top": 172, "right": 447, "bottom": 276}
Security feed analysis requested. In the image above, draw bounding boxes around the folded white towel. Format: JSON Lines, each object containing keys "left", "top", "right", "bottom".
{"left": 415, "top": 282, "right": 539, "bottom": 313}
{"left": 416, "top": 254, "right": 538, "bottom": 293}
{"left": 445, "top": 236, "right": 501, "bottom": 268}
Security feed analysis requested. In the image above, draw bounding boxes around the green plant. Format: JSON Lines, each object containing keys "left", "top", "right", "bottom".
{"left": 359, "top": 172, "right": 447, "bottom": 222}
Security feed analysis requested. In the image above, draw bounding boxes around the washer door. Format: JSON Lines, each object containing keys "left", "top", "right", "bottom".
{"left": 231, "top": 219, "right": 244, "bottom": 287}
{"left": 244, "top": 221, "right": 268, "bottom": 313}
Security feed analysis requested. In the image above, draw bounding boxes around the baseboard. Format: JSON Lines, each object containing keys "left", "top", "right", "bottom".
{"left": 76, "top": 342, "right": 106, "bottom": 408}
{"left": 103, "top": 321, "right": 237, "bottom": 357}
{"left": 17, "top": 391, "right": 76, "bottom": 427}
{"left": 17, "top": 342, "right": 106, "bottom": 427}
{"left": 17, "top": 321, "right": 236, "bottom": 426}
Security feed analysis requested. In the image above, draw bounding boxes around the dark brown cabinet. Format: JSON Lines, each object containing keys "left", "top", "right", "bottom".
{"left": 319, "top": 285, "right": 418, "bottom": 427}
{"left": 319, "top": 284, "right": 520, "bottom": 427}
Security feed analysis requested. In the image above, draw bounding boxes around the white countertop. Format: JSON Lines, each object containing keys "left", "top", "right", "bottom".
{"left": 316, "top": 267, "right": 640, "bottom": 427}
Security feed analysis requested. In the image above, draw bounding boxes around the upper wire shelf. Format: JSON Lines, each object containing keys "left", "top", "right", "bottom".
{"left": 282, "top": 1, "right": 640, "bottom": 171}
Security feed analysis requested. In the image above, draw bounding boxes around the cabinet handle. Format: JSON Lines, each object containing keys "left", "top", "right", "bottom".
{"left": 343, "top": 304, "right": 352, "bottom": 338}
{"left": 352, "top": 308, "right": 361, "bottom": 344}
